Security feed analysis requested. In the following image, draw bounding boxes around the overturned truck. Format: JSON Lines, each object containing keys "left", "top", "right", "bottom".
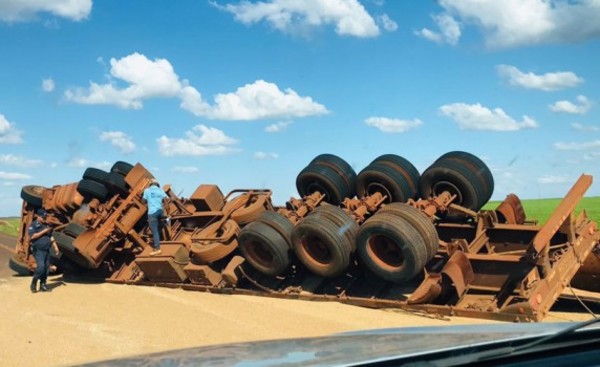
{"left": 10, "top": 152, "right": 600, "bottom": 322}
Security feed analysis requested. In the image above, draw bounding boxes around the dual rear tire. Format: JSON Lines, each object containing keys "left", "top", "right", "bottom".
{"left": 291, "top": 205, "right": 358, "bottom": 278}
{"left": 419, "top": 151, "right": 494, "bottom": 212}
{"left": 77, "top": 162, "right": 133, "bottom": 202}
{"left": 356, "top": 154, "right": 420, "bottom": 203}
{"left": 296, "top": 154, "right": 357, "bottom": 205}
{"left": 238, "top": 211, "right": 293, "bottom": 277}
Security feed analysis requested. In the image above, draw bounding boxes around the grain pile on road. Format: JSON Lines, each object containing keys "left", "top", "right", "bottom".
{"left": 1, "top": 271, "right": 595, "bottom": 367}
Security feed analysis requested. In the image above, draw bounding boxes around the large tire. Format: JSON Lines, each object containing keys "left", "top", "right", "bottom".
{"left": 77, "top": 179, "right": 108, "bottom": 202}
{"left": 356, "top": 213, "right": 428, "bottom": 283}
{"left": 8, "top": 254, "right": 31, "bottom": 276}
{"left": 371, "top": 154, "right": 420, "bottom": 198}
{"left": 239, "top": 220, "right": 291, "bottom": 276}
{"left": 309, "top": 205, "right": 358, "bottom": 251}
{"left": 357, "top": 162, "right": 415, "bottom": 203}
{"left": 377, "top": 203, "right": 439, "bottom": 260}
{"left": 111, "top": 161, "right": 134, "bottom": 176}
{"left": 106, "top": 172, "right": 129, "bottom": 197}
{"left": 296, "top": 164, "right": 349, "bottom": 205}
{"left": 82, "top": 168, "right": 110, "bottom": 185}
{"left": 419, "top": 158, "right": 486, "bottom": 212}
{"left": 256, "top": 211, "right": 294, "bottom": 248}
{"left": 310, "top": 154, "right": 357, "bottom": 198}
{"left": 291, "top": 214, "right": 353, "bottom": 277}
{"left": 54, "top": 232, "right": 90, "bottom": 268}
{"left": 440, "top": 159, "right": 487, "bottom": 209}
{"left": 190, "top": 220, "right": 240, "bottom": 264}
{"left": 54, "top": 231, "right": 77, "bottom": 253}
{"left": 20, "top": 185, "right": 46, "bottom": 207}
{"left": 63, "top": 222, "right": 86, "bottom": 238}
{"left": 436, "top": 151, "right": 494, "bottom": 205}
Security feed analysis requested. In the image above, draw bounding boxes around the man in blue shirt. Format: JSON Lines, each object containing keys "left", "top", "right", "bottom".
{"left": 28, "top": 208, "right": 59, "bottom": 292}
{"left": 142, "top": 178, "right": 168, "bottom": 256}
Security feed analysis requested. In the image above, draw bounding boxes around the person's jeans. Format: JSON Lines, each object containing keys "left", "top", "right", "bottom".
{"left": 148, "top": 210, "right": 163, "bottom": 249}
{"left": 33, "top": 249, "right": 50, "bottom": 284}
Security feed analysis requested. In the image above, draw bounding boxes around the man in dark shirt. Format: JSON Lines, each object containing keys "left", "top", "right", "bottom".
{"left": 28, "top": 208, "right": 59, "bottom": 293}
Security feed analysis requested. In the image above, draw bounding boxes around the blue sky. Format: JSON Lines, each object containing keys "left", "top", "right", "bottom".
{"left": 0, "top": 0, "right": 599, "bottom": 216}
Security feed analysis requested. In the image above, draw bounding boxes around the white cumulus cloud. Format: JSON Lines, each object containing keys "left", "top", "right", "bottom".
{"left": 439, "top": 103, "right": 538, "bottom": 131}
{"left": 549, "top": 95, "right": 592, "bottom": 114}
{"left": 0, "top": 171, "right": 31, "bottom": 180}
{"left": 172, "top": 166, "right": 199, "bottom": 173}
{"left": 0, "top": 154, "right": 42, "bottom": 168}
{"left": 42, "top": 78, "right": 55, "bottom": 92}
{"left": 555, "top": 139, "right": 600, "bottom": 163}
{"left": 415, "top": 13, "right": 461, "bottom": 45}
{"left": 99, "top": 131, "right": 136, "bottom": 154}
{"left": 554, "top": 140, "right": 600, "bottom": 151}
{"left": 583, "top": 151, "right": 600, "bottom": 160}
{"left": 377, "top": 14, "right": 397, "bottom": 32}
{"left": 202, "top": 80, "right": 328, "bottom": 120}
{"left": 157, "top": 124, "right": 240, "bottom": 157}
{"left": 65, "top": 53, "right": 327, "bottom": 121}
{"left": 433, "top": 0, "right": 600, "bottom": 48}
{"left": 265, "top": 120, "right": 292, "bottom": 133}
{"left": 538, "top": 175, "right": 569, "bottom": 184}
{"left": 571, "top": 123, "right": 599, "bottom": 132}
{"left": 365, "top": 117, "right": 423, "bottom": 133}
{"left": 0, "top": 0, "right": 92, "bottom": 23}
{"left": 67, "top": 158, "right": 111, "bottom": 170}
{"left": 254, "top": 151, "right": 279, "bottom": 160}
{"left": 0, "top": 114, "right": 24, "bottom": 144}
{"left": 65, "top": 52, "right": 183, "bottom": 109}
{"left": 497, "top": 65, "right": 583, "bottom": 91}
{"left": 218, "top": 0, "right": 380, "bottom": 38}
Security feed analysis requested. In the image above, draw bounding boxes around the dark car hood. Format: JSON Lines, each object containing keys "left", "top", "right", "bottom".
{"left": 80, "top": 322, "right": 597, "bottom": 367}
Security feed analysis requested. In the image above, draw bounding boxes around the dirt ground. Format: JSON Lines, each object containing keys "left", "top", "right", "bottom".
{"left": 0, "top": 275, "right": 596, "bottom": 367}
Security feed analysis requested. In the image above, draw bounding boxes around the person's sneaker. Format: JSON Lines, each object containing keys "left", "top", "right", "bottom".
{"left": 30, "top": 286, "right": 37, "bottom": 293}
{"left": 40, "top": 283, "right": 51, "bottom": 292}
{"left": 150, "top": 249, "right": 162, "bottom": 256}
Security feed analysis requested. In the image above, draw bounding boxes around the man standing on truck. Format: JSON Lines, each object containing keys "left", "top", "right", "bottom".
{"left": 28, "top": 208, "right": 59, "bottom": 293}
{"left": 143, "top": 178, "right": 168, "bottom": 256}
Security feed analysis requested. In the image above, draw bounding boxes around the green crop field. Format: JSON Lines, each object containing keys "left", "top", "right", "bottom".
{"left": 483, "top": 197, "right": 600, "bottom": 226}
{"left": 0, "top": 217, "right": 20, "bottom": 237}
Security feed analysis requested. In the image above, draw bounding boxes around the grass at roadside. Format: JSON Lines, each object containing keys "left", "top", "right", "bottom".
{"left": 483, "top": 197, "right": 600, "bottom": 226}
{"left": 0, "top": 217, "right": 20, "bottom": 237}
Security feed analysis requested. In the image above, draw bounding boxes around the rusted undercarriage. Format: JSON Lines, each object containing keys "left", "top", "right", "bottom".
{"left": 10, "top": 153, "right": 600, "bottom": 322}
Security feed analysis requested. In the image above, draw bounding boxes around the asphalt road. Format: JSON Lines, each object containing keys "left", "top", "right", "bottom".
{"left": 0, "top": 232, "right": 17, "bottom": 278}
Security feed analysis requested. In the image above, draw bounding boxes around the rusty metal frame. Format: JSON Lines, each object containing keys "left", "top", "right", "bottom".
{"left": 404, "top": 174, "right": 599, "bottom": 321}
{"left": 13, "top": 159, "right": 600, "bottom": 323}
{"left": 101, "top": 175, "right": 600, "bottom": 322}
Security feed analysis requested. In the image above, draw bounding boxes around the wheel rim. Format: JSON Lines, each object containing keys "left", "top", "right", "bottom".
{"left": 365, "top": 182, "right": 393, "bottom": 203}
{"left": 432, "top": 180, "right": 463, "bottom": 204}
{"left": 301, "top": 234, "right": 333, "bottom": 265}
{"left": 366, "top": 233, "right": 405, "bottom": 271}
{"left": 306, "top": 182, "right": 331, "bottom": 201}
{"left": 246, "top": 239, "right": 275, "bottom": 268}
